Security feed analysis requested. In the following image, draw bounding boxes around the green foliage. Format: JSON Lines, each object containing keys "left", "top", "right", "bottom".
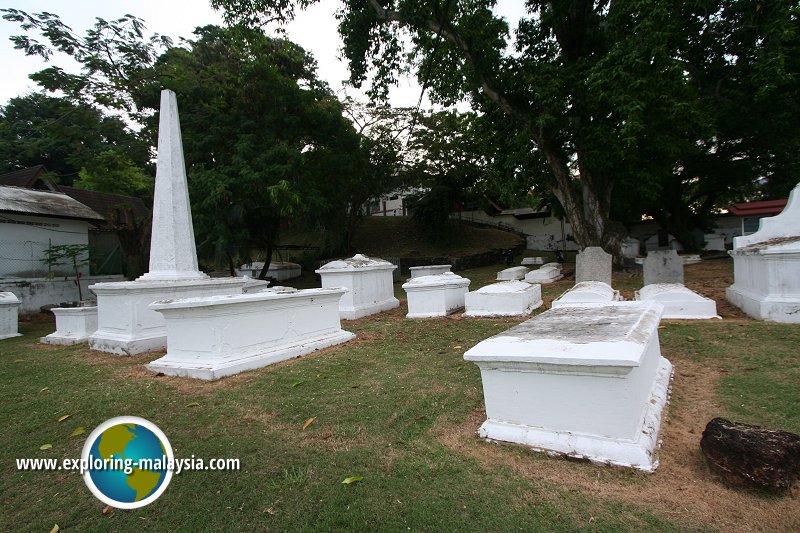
{"left": 0, "top": 93, "right": 150, "bottom": 185}
{"left": 73, "top": 149, "right": 152, "bottom": 197}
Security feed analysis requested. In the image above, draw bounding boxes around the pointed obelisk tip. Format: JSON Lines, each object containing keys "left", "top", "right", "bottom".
{"left": 136, "top": 89, "right": 208, "bottom": 282}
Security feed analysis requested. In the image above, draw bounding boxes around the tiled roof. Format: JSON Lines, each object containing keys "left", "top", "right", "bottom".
{"left": 0, "top": 185, "right": 105, "bottom": 221}
{"left": 728, "top": 199, "right": 788, "bottom": 217}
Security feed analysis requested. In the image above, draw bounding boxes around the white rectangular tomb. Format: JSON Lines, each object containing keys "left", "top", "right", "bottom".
{"left": 409, "top": 264, "right": 452, "bottom": 278}
{"left": 0, "top": 292, "right": 22, "bottom": 340}
{"left": 464, "top": 302, "right": 673, "bottom": 471}
{"left": 146, "top": 288, "right": 355, "bottom": 380}
{"left": 41, "top": 306, "right": 98, "bottom": 345}
{"left": 496, "top": 266, "right": 529, "bottom": 281}
{"left": 524, "top": 265, "right": 563, "bottom": 284}
{"left": 402, "top": 273, "right": 471, "bottom": 318}
{"left": 635, "top": 284, "right": 719, "bottom": 319}
{"left": 551, "top": 281, "right": 623, "bottom": 308}
{"left": 521, "top": 257, "right": 545, "bottom": 266}
{"left": 464, "top": 281, "right": 542, "bottom": 317}
{"left": 316, "top": 254, "right": 399, "bottom": 320}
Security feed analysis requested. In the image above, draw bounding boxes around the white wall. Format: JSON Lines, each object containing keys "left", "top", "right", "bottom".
{"left": 0, "top": 213, "right": 91, "bottom": 277}
{"left": 0, "top": 275, "right": 124, "bottom": 314}
{"left": 455, "top": 210, "right": 581, "bottom": 251}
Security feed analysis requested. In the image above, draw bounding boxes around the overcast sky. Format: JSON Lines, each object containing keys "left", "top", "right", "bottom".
{"left": 1, "top": 1, "right": 523, "bottom": 110}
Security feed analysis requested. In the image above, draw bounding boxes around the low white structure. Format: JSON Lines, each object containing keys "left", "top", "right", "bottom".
{"left": 464, "top": 281, "right": 542, "bottom": 317}
{"left": 703, "top": 234, "right": 726, "bottom": 251}
{"left": 496, "top": 266, "right": 529, "bottom": 281}
{"left": 89, "top": 90, "right": 248, "bottom": 355}
{"left": 236, "top": 262, "right": 302, "bottom": 281}
{"left": 521, "top": 257, "right": 545, "bottom": 266}
{"left": 408, "top": 264, "right": 452, "bottom": 278}
{"left": 551, "top": 281, "right": 622, "bottom": 308}
{"left": 524, "top": 265, "right": 563, "bottom": 284}
{"left": 621, "top": 237, "right": 641, "bottom": 259}
{"left": 402, "top": 272, "right": 470, "bottom": 318}
{"left": 635, "top": 284, "right": 719, "bottom": 319}
{"left": 316, "top": 254, "right": 399, "bottom": 320}
{"left": 40, "top": 306, "right": 98, "bottom": 345}
{"left": 682, "top": 254, "right": 702, "bottom": 265}
{"left": 727, "top": 182, "right": 800, "bottom": 323}
{"left": 0, "top": 292, "right": 22, "bottom": 340}
{"left": 146, "top": 288, "right": 355, "bottom": 380}
{"left": 464, "top": 302, "right": 672, "bottom": 472}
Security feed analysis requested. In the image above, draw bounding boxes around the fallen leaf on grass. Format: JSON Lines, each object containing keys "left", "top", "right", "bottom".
{"left": 57, "top": 414, "right": 71, "bottom": 423}
{"left": 321, "top": 433, "right": 333, "bottom": 440}
{"left": 453, "top": 345, "right": 462, "bottom": 349}
{"left": 291, "top": 381, "right": 304, "bottom": 388}
{"left": 40, "top": 444, "right": 53, "bottom": 450}
{"left": 414, "top": 415, "right": 427, "bottom": 421}
{"left": 102, "top": 505, "right": 114, "bottom": 515}
{"left": 14, "top": 359, "right": 25, "bottom": 363}
{"left": 302, "top": 417, "right": 317, "bottom": 430}
{"left": 49, "top": 525, "right": 59, "bottom": 533}
{"left": 657, "top": 326, "right": 666, "bottom": 330}
{"left": 71, "top": 427, "right": 86, "bottom": 437}
{"left": 185, "top": 402, "right": 200, "bottom": 408}
{"left": 687, "top": 336, "right": 696, "bottom": 342}
{"left": 341, "top": 476, "right": 363, "bottom": 485}
{"left": 40, "top": 387, "right": 49, "bottom": 393}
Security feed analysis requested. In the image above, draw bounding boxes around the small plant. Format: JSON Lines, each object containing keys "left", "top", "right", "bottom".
{"left": 42, "top": 243, "right": 91, "bottom": 300}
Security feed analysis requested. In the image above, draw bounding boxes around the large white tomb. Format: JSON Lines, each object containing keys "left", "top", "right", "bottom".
{"left": 524, "top": 265, "right": 563, "bottom": 284}
{"left": 409, "top": 264, "right": 452, "bottom": 278}
{"left": 146, "top": 288, "right": 355, "bottom": 380}
{"left": 464, "top": 302, "right": 672, "bottom": 471}
{"left": 41, "top": 306, "right": 98, "bottom": 345}
{"left": 88, "top": 90, "right": 247, "bottom": 355}
{"left": 402, "top": 272, "right": 471, "bottom": 318}
{"left": 236, "top": 261, "right": 302, "bottom": 281}
{"left": 727, "top": 182, "right": 800, "bottom": 323}
{"left": 635, "top": 284, "right": 719, "bottom": 319}
{"left": 551, "top": 281, "right": 622, "bottom": 308}
{"left": 0, "top": 292, "right": 22, "bottom": 340}
{"left": 316, "top": 254, "right": 399, "bottom": 320}
{"left": 496, "top": 266, "right": 529, "bottom": 281}
{"left": 521, "top": 257, "right": 545, "bottom": 266}
{"left": 464, "top": 281, "right": 542, "bottom": 317}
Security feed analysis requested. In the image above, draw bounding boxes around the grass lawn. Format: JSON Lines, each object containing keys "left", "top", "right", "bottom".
{"left": 1, "top": 258, "right": 798, "bottom": 531}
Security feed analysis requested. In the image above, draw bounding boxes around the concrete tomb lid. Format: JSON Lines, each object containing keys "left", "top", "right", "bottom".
{"left": 409, "top": 264, "right": 451, "bottom": 270}
{"left": 0, "top": 291, "right": 21, "bottom": 304}
{"left": 476, "top": 281, "right": 535, "bottom": 294}
{"left": 402, "top": 272, "right": 471, "bottom": 289}
{"left": 554, "top": 281, "right": 619, "bottom": 303}
{"left": 733, "top": 182, "right": 800, "bottom": 250}
{"left": 149, "top": 287, "right": 346, "bottom": 310}
{"left": 464, "top": 302, "right": 663, "bottom": 366}
{"left": 316, "top": 254, "right": 397, "bottom": 273}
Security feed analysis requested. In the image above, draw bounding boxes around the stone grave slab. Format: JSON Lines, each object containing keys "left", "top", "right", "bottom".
{"left": 643, "top": 250, "right": 684, "bottom": 286}
{"left": 551, "top": 281, "right": 623, "bottom": 308}
{"left": 41, "top": 306, "right": 98, "bottom": 345}
{"left": 575, "top": 246, "right": 612, "bottom": 285}
{"left": 496, "top": 266, "right": 529, "bottom": 281}
{"left": 524, "top": 265, "right": 563, "bottom": 284}
{"left": 316, "top": 254, "right": 399, "bottom": 320}
{"left": 402, "top": 273, "right": 470, "bottom": 318}
{"left": 635, "top": 284, "right": 719, "bottom": 319}
{"left": 464, "top": 302, "right": 672, "bottom": 472}
{"left": 464, "top": 281, "right": 542, "bottom": 317}
{"left": 521, "top": 257, "right": 545, "bottom": 266}
{"left": 147, "top": 288, "right": 355, "bottom": 380}
{"left": 409, "top": 265, "right": 452, "bottom": 278}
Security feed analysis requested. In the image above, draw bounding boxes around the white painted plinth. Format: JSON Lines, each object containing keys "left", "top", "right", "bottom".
{"left": 551, "top": 281, "right": 623, "bottom": 308}
{"left": 521, "top": 257, "right": 545, "bottom": 266}
{"left": 146, "top": 288, "right": 354, "bottom": 380}
{"left": 524, "top": 265, "right": 563, "bottom": 284}
{"left": 682, "top": 254, "right": 702, "bottom": 265}
{"left": 464, "top": 302, "right": 672, "bottom": 471}
{"left": 0, "top": 292, "right": 22, "bottom": 340}
{"left": 88, "top": 278, "right": 247, "bottom": 355}
{"left": 496, "top": 266, "right": 529, "bottom": 281}
{"left": 635, "top": 284, "right": 719, "bottom": 319}
{"left": 464, "top": 281, "right": 542, "bottom": 317}
{"left": 409, "top": 264, "right": 452, "bottom": 278}
{"left": 241, "top": 277, "right": 271, "bottom": 293}
{"left": 316, "top": 254, "right": 399, "bottom": 320}
{"left": 402, "top": 273, "right": 471, "bottom": 318}
{"left": 41, "top": 306, "right": 98, "bottom": 345}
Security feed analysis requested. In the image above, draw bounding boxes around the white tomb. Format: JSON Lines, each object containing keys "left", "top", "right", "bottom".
{"left": 621, "top": 237, "right": 641, "bottom": 259}
{"left": 521, "top": 257, "right": 545, "bottom": 266}
{"left": 464, "top": 302, "right": 672, "bottom": 471}
{"left": 316, "top": 254, "right": 399, "bottom": 320}
{"left": 635, "top": 284, "right": 719, "bottom": 319}
{"left": 496, "top": 266, "right": 529, "bottom": 281}
{"left": 409, "top": 264, "right": 452, "bottom": 278}
{"left": 402, "top": 272, "right": 471, "bottom": 318}
{"left": 524, "top": 265, "right": 563, "bottom": 284}
{"left": 551, "top": 281, "right": 622, "bottom": 308}
{"left": 727, "top": 182, "right": 800, "bottom": 323}
{"left": 89, "top": 90, "right": 247, "bottom": 355}
{"left": 464, "top": 281, "right": 542, "bottom": 317}
{"left": 703, "top": 234, "right": 726, "bottom": 251}
{"left": 682, "top": 254, "right": 702, "bottom": 265}
{"left": 0, "top": 292, "right": 22, "bottom": 340}
{"left": 41, "top": 306, "right": 98, "bottom": 345}
{"left": 146, "top": 288, "right": 355, "bottom": 380}
{"left": 236, "top": 261, "right": 302, "bottom": 281}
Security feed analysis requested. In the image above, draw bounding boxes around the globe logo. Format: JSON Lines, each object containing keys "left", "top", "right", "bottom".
{"left": 81, "top": 416, "right": 174, "bottom": 509}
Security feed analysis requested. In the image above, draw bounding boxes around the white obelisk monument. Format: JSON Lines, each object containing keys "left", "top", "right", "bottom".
{"left": 88, "top": 90, "right": 246, "bottom": 354}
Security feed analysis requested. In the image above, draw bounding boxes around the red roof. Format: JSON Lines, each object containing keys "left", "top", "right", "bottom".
{"left": 728, "top": 199, "right": 787, "bottom": 217}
